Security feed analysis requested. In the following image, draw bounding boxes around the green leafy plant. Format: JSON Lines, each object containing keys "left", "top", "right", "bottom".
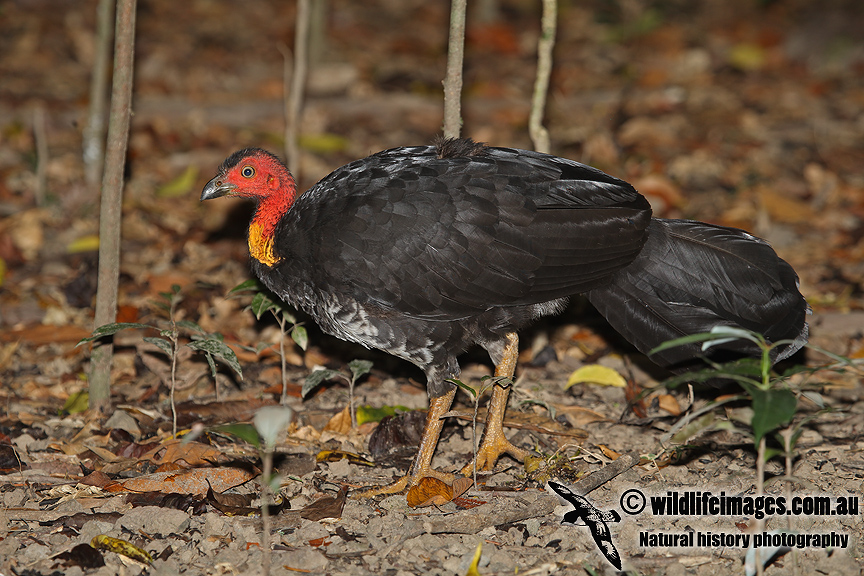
{"left": 79, "top": 285, "right": 242, "bottom": 437}
{"left": 649, "top": 326, "right": 858, "bottom": 576}
{"left": 230, "top": 279, "right": 308, "bottom": 405}
{"left": 649, "top": 326, "right": 860, "bottom": 489}
{"left": 303, "top": 359, "right": 373, "bottom": 429}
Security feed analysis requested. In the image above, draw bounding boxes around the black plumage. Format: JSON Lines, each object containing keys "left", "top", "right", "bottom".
{"left": 202, "top": 138, "right": 809, "bottom": 490}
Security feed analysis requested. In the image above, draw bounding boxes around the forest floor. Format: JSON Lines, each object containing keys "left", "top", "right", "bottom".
{"left": 1, "top": 1, "right": 863, "bottom": 574}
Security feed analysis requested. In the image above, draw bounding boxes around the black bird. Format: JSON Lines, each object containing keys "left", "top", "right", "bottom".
{"left": 201, "top": 137, "right": 809, "bottom": 493}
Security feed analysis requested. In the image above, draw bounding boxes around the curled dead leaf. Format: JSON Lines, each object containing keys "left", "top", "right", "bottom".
{"left": 406, "top": 476, "right": 473, "bottom": 508}
{"left": 300, "top": 486, "right": 348, "bottom": 521}
{"left": 598, "top": 445, "right": 622, "bottom": 460}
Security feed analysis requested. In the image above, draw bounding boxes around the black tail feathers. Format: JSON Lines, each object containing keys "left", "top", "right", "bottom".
{"left": 587, "top": 218, "right": 809, "bottom": 371}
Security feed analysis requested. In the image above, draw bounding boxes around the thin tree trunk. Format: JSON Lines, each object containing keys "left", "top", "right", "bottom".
{"left": 442, "top": 0, "right": 467, "bottom": 139}
{"left": 89, "top": 0, "right": 137, "bottom": 413}
{"left": 285, "top": 0, "right": 311, "bottom": 178}
{"left": 529, "top": 0, "right": 557, "bottom": 153}
{"left": 83, "top": 0, "right": 115, "bottom": 190}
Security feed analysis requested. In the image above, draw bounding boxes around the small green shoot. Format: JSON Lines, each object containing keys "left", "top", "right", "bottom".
{"left": 78, "top": 285, "right": 242, "bottom": 437}
{"left": 230, "top": 279, "right": 308, "bottom": 405}
{"left": 303, "top": 359, "right": 373, "bottom": 429}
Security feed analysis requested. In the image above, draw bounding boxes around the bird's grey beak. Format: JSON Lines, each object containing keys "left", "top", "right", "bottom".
{"left": 201, "top": 175, "right": 237, "bottom": 201}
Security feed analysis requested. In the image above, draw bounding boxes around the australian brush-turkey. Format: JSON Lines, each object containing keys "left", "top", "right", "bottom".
{"left": 202, "top": 138, "right": 808, "bottom": 493}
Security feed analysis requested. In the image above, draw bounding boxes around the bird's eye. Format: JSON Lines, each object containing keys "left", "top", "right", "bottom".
{"left": 241, "top": 166, "right": 255, "bottom": 178}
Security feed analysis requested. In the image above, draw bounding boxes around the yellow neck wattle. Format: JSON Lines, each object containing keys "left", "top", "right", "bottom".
{"left": 248, "top": 221, "right": 281, "bottom": 267}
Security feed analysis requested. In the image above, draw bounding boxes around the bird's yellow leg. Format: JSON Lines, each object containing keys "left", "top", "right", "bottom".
{"left": 360, "top": 387, "right": 457, "bottom": 497}
{"left": 461, "top": 332, "right": 530, "bottom": 475}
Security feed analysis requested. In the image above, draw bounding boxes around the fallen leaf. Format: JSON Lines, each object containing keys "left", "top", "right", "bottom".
{"left": 625, "top": 378, "right": 647, "bottom": 418}
{"left": 598, "top": 445, "right": 622, "bottom": 460}
{"left": 356, "top": 404, "right": 414, "bottom": 424}
{"left": 0, "top": 324, "right": 91, "bottom": 345}
{"left": 465, "top": 541, "right": 483, "bottom": 576}
{"left": 757, "top": 186, "right": 813, "bottom": 224}
{"left": 300, "top": 486, "right": 347, "bottom": 521}
{"left": 143, "top": 438, "right": 223, "bottom": 467}
{"left": 323, "top": 406, "right": 352, "bottom": 435}
{"left": 66, "top": 234, "right": 100, "bottom": 253}
{"left": 62, "top": 390, "right": 89, "bottom": 415}
{"left": 315, "top": 450, "right": 374, "bottom": 466}
{"left": 407, "top": 477, "right": 453, "bottom": 508}
{"left": 52, "top": 543, "right": 105, "bottom": 569}
{"left": 117, "top": 467, "right": 255, "bottom": 495}
{"left": 657, "top": 394, "right": 681, "bottom": 415}
{"left": 728, "top": 43, "right": 766, "bottom": 71}
{"left": 205, "top": 484, "right": 258, "bottom": 516}
{"left": 307, "top": 537, "right": 330, "bottom": 547}
{"left": 90, "top": 535, "right": 153, "bottom": 565}
{"left": 566, "top": 365, "right": 627, "bottom": 389}
{"left": 367, "top": 410, "right": 426, "bottom": 459}
{"left": 407, "top": 476, "right": 473, "bottom": 508}
{"left": 550, "top": 403, "right": 609, "bottom": 427}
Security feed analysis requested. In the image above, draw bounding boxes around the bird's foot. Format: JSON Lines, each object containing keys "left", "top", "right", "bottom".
{"left": 358, "top": 467, "right": 456, "bottom": 498}
{"left": 461, "top": 431, "right": 531, "bottom": 475}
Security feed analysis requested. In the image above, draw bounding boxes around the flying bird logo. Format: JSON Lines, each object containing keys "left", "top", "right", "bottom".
{"left": 548, "top": 481, "right": 622, "bottom": 570}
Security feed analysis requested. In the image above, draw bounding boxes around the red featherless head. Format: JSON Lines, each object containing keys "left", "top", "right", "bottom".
{"left": 202, "top": 148, "right": 297, "bottom": 267}
{"left": 201, "top": 148, "right": 296, "bottom": 205}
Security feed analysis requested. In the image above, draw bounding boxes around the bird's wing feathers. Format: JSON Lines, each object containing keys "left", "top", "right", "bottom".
{"left": 273, "top": 145, "right": 650, "bottom": 320}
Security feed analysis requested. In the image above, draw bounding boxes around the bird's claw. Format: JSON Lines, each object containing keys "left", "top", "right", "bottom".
{"left": 461, "top": 437, "right": 531, "bottom": 476}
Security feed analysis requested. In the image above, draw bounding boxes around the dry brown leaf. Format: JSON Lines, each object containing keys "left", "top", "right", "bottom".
{"left": 451, "top": 477, "right": 472, "bottom": 499}
{"left": 550, "top": 403, "right": 609, "bottom": 427}
{"left": 657, "top": 394, "right": 682, "bottom": 415}
{"left": 300, "top": 486, "right": 348, "bottom": 521}
{"left": 405, "top": 477, "right": 473, "bottom": 508}
{"left": 143, "top": 438, "right": 222, "bottom": 467}
{"left": 625, "top": 378, "right": 647, "bottom": 418}
{"left": 407, "top": 477, "right": 454, "bottom": 508}
{"left": 146, "top": 273, "right": 193, "bottom": 296}
{"left": 0, "top": 324, "right": 91, "bottom": 345}
{"left": 303, "top": 347, "right": 330, "bottom": 370}
{"left": 598, "top": 445, "right": 622, "bottom": 460}
{"left": 323, "top": 406, "right": 352, "bottom": 435}
{"left": 630, "top": 174, "right": 683, "bottom": 213}
{"left": 118, "top": 467, "right": 254, "bottom": 495}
